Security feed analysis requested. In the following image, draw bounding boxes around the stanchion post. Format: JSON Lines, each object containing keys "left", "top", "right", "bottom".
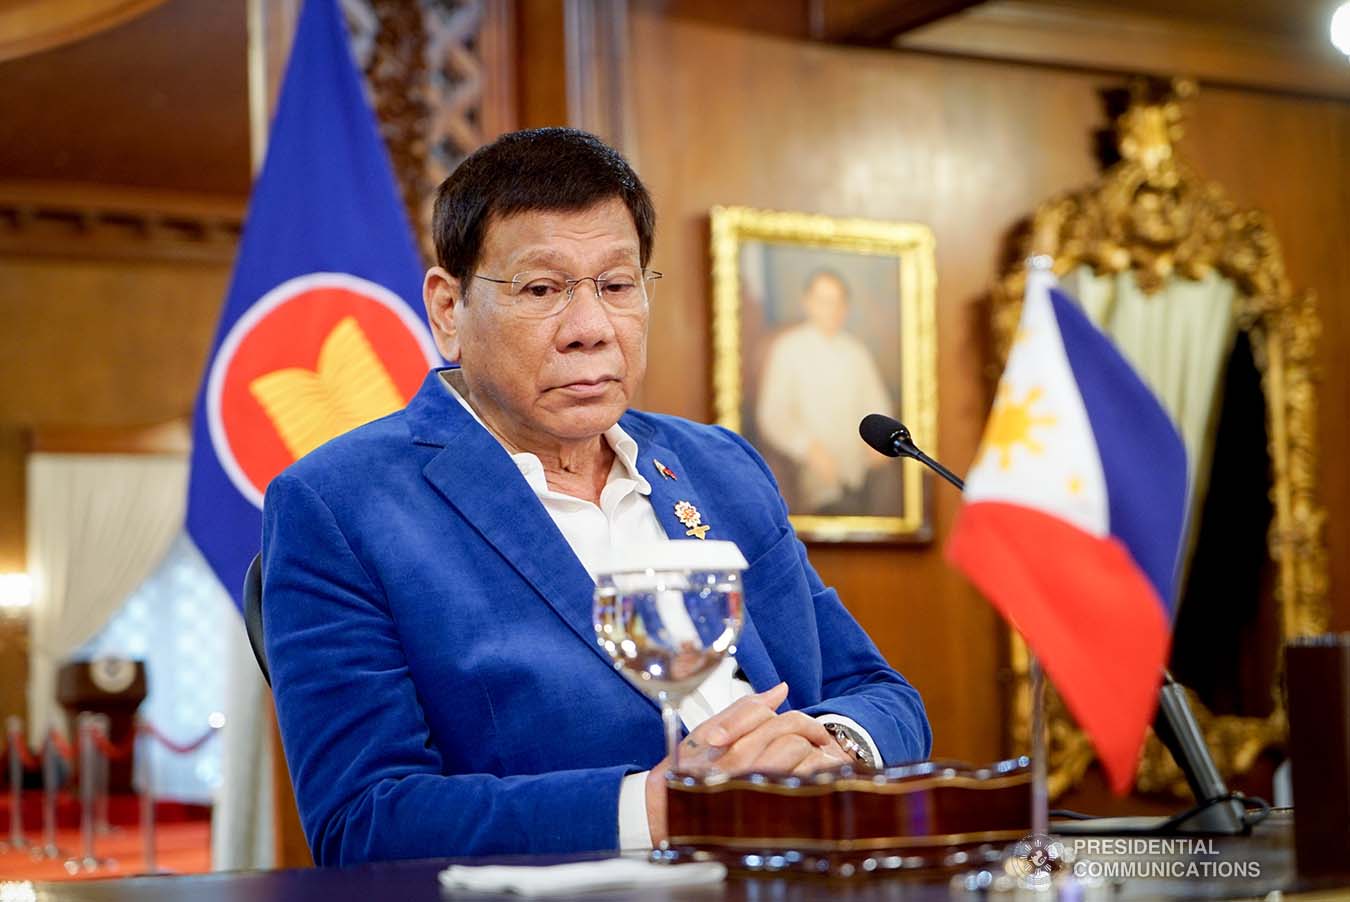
{"left": 138, "top": 719, "right": 156, "bottom": 874}
{"left": 35, "top": 728, "right": 62, "bottom": 859}
{"left": 75, "top": 712, "right": 96, "bottom": 871}
{"left": 93, "top": 714, "right": 113, "bottom": 836}
{"left": 5, "top": 715, "right": 26, "bottom": 852}
{"left": 65, "top": 711, "right": 114, "bottom": 874}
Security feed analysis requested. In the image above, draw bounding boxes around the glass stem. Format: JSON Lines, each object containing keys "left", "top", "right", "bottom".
{"left": 661, "top": 696, "right": 682, "bottom": 775}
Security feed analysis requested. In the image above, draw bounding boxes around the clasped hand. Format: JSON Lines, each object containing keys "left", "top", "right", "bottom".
{"left": 645, "top": 682, "right": 852, "bottom": 843}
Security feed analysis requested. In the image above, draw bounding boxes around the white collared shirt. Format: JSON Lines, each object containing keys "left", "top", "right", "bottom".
{"left": 439, "top": 372, "right": 879, "bottom": 849}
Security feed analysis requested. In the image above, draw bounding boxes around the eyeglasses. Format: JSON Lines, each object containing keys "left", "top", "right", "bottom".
{"left": 472, "top": 267, "right": 662, "bottom": 319}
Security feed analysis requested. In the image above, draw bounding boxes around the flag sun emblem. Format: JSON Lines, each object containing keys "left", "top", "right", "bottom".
{"left": 977, "top": 384, "right": 1057, "bottom": 470}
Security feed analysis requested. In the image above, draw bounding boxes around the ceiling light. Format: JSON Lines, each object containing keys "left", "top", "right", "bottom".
{"left": 1332, "top": 1, "right": 1350, "bottom": 58}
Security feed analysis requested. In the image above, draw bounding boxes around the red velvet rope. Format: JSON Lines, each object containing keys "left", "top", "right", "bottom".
{"left": 136, "top": 722, "right": 219, "bottom": 756}
{"left": 86, "top": 725, "right": 135, "bottom": 761}
{"left": 16, "top": 738, "right": 39, "bottom": 769}
{"left": 2, "top": 735, "right": 40, "bottom": 770}
{"left": 46, "top": 728, "right": 74, "bottom": 764}
{"left": 6, "top": 720, "right": 219, "bottom": 766}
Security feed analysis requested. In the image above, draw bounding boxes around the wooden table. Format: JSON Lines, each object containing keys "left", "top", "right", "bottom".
{"left": 16, "top": 811, "right": 1350, "bottom": 902}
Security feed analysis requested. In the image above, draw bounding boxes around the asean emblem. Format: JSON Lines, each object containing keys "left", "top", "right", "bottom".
{"left": 207, "top": 272, "right": 440, "bottom": 508}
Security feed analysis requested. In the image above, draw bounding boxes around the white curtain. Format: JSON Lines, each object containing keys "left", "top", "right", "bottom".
{"left": 26, "top": 453, "right": 188, "bottom": 743}
{"left": 1062, "top": 266, "right": 1237, "bottom": 576}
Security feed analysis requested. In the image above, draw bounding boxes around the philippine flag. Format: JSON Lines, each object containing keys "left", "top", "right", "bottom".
{"left": 186, "top": 0, "right": 440, "bottom": 608}
{"left": 946, "top": 266, "right": 1189, "bottom": 795}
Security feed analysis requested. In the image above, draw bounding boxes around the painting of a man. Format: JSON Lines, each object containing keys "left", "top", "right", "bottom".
{"left": 711, "top": 206, "right": 935, "bottom": 542}
{"left": 754, "top": 269, "right": 895, "bottom": 515}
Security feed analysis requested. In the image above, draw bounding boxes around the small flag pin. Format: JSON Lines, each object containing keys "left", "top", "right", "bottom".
{"left": 653, "top": 459, "right": 677, "bottom": 480}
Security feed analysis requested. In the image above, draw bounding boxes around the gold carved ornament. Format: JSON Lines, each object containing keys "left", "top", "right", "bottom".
{"left": 990, "top": 78, "right": 1328, "bottom": 798}
{"left": 350, "top": 0, "right": 496, "bottom": 263}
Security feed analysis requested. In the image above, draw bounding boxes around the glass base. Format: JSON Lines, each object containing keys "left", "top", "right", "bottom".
{"left": 951, "top": 835, "right": 1111, "bottom": 897}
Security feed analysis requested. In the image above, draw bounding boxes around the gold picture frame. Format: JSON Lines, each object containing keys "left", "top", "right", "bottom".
{"left": 710, "top": 206, "right": 938, "bottom": 542}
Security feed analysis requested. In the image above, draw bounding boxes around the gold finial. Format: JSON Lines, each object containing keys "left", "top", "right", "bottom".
{"left": 1117, "top": 77, "right": 1196, "bottom": 178}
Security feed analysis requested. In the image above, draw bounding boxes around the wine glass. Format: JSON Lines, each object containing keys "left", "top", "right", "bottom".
{"left": 593, "top": 540, "right": 747, "bottom": 774}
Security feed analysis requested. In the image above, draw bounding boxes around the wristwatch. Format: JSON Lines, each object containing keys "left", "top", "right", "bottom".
{"left": 822, "top": 722, "right": 878, "bottom": 769}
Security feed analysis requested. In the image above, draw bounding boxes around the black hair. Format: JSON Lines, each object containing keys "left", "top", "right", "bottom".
{"left": 430, "top": 127, "right": 656, "bottom": 282}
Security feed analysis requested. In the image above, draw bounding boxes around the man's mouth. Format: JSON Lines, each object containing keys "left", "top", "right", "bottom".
{"left": 553, "top": 377, "right": 618, "bottom": 397}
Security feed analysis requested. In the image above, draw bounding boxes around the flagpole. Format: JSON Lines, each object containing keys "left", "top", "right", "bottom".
{"left": 1024, "top": 255, "right": 1054, "bottom": 847}
{"left": 1029, "top": 653, "right": 1049, "bottom": 840}
{"left": 247, "top": 0, "right": 269, "bottom": 175}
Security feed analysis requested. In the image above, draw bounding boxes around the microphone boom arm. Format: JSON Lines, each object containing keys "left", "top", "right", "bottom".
{"left": 906, "top": 446, "right": 964, "bottom": 492}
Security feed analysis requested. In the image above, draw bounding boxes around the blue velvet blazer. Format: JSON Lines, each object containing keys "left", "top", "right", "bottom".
{"left": 261, "top": 368, "right": 931, "bottom": 866}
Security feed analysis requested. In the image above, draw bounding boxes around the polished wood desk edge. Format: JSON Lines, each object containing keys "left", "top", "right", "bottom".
{"left": 24, "top": 811, "right": 1350, "bottom": 900}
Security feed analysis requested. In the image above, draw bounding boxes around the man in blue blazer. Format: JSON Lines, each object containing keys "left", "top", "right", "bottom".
{"left": 262, "top": 128, "right": 931, "bottom": 866}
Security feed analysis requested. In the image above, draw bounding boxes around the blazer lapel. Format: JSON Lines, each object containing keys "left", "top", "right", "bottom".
{"left": 630, "top": 420, "right": 783, "bottom": 698}
{"left": 407, "top": 371, "right": 650, "bottom": 694}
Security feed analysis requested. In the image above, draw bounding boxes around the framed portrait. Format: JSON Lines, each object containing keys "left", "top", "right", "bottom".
{"left": 709, "top": 206, "right": 937, "bottom": 543}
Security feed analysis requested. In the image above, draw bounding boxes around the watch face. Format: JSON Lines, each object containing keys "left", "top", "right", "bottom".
{"left": 826, "top": 724, "right": 874, "bottom": 767}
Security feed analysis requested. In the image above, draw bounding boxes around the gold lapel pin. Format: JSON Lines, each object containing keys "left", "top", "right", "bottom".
{"left": 674, "top": 500, "right": 710, "bottom": 539}
{"left": 653, "top": 458, "right": 677, "bottom": 480}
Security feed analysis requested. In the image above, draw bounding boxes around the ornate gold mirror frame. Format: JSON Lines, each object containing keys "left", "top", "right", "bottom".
{"left": 990, "top": 79, "right": 1329, "bottom": 797}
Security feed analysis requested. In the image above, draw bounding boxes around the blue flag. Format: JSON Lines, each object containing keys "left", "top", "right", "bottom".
{"left": 187, "top": 0, "right": 439, "bottom": 607}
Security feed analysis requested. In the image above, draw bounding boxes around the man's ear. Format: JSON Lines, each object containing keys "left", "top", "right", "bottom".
{"left": 423, "top": 266, "right": 463, "bottom": 361}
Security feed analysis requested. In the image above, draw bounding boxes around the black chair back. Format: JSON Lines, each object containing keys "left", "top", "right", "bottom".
{"left": 243, "top": 553, "right": 270, "bottom": 686}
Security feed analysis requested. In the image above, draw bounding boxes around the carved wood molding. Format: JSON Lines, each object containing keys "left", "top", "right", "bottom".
{"left": 362, "top": 0, "right": 432, "bottom": 257}
{"left": 819, "top": 0, "right": 987, "bottom": 45}
{"left": 898, "top": 1, "right": 1350, "bottom": 103}
{"left": 0, "top": 181, "right": 243, "bottom": 264}
{"left": 346, "top": 0, "right": 516, "bottom": 263}
{"left": 991, "top": 78, "right": 1329, "bottom": 799}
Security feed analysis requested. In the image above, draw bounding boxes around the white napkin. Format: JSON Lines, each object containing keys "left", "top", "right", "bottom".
{"left": 438, "top": 858, "right": 727, "bottom": 896}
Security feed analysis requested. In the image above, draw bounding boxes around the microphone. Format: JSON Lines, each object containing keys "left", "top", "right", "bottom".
{"left": 858, "top": 414, "right": 965, "bottom": 491}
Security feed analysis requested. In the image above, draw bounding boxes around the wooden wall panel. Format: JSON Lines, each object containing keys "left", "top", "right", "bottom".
{"left": 1182, "top": 90, "right": 1350, "bottom": 635}
{"left": 0, "top": 255, "right": 230, "bottom": 571}
{"left": 624, "top": 12, "right": 1350, "bottom": 764}
{"left": 0, "top": 256, "right": 229, "bottom": 720}
{"left": 0, "top": 259, "right": 228, "bottom": 425}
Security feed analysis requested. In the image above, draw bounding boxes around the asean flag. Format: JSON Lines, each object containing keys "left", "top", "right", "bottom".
{"left": 946, "top": 266, "right": 1188, "bottom": 794}
{"left": 187, "top": 0, "right": 440, "bottom": 607}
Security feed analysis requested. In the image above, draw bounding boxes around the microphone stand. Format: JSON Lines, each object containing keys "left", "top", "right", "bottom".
{"left": 876, "top": 423, "right": 1049, "bottom": 845}
{"left": 887, "top": 426, "right": 1247, "bottom": 839}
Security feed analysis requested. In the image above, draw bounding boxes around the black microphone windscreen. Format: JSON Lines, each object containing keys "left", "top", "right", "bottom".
{"left": 859, "top": 413, "right": 904, "bottom": 457}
